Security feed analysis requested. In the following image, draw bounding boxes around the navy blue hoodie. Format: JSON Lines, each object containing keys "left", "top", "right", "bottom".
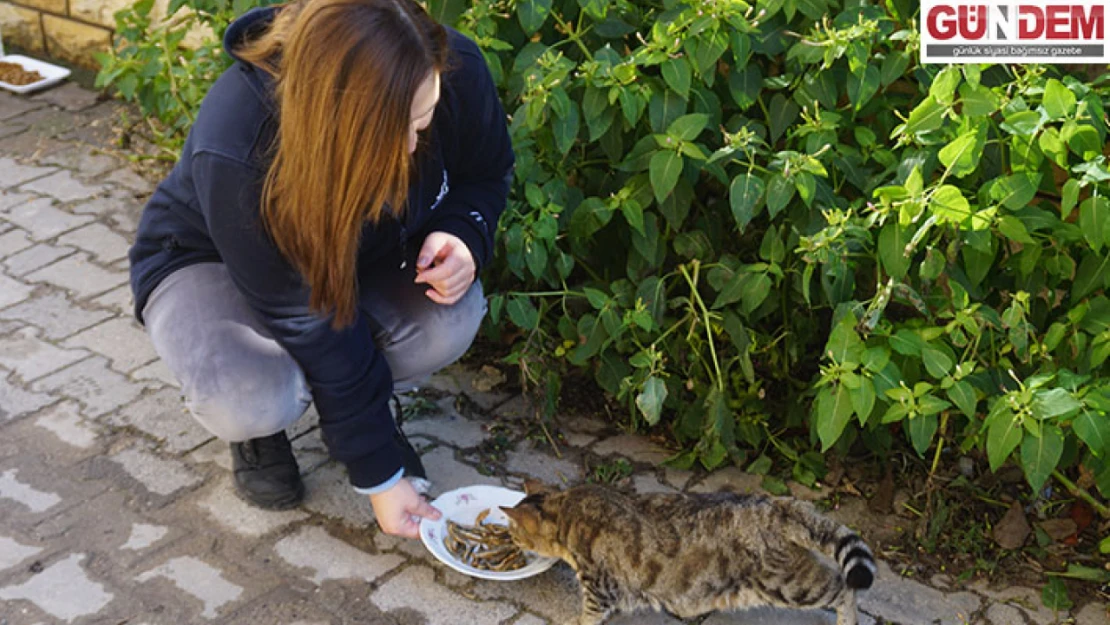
{"left": 128, "top": 7, "right": 513, "bottom": 489}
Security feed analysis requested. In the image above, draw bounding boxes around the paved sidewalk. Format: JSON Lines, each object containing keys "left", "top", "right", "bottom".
{"left": 0, "top": 84, "right": 1106, "bottom": 625}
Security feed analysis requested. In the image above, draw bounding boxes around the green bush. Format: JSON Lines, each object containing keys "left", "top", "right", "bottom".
{"left": 95, "top": 0, "right": 1110, "bottom": 510}
{"left": 437, "top": 0, "right": 1110, "bottom": 504}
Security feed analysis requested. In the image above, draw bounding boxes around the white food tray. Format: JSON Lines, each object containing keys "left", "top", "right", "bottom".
{"left": 0, "top": 54, "right": 71, "bottom": 94}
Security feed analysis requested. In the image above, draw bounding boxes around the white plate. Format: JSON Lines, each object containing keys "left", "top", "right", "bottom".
{"left": 419, "top": 484, "right": 559, "bottom": 581}
{"left": 0, "top": 54, "right": 71, "bottom": 94}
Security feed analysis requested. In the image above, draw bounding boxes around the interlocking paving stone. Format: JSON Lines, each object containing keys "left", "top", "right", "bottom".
{"left": 104, "top": 166, "right": 155, "bottom": 195}
{"left": 0, "top": 370, "right": 54, "bottom": 421}
{"left": 0, "top": 195, "right": 93, "bottom": 240}
{"left": 24, "top": 251, "right": 128, "bottom": 299}
{"left": 471, "top": 564, "right": 580, "bottom": 624}
{"left": 289, "top": 427, "right": 332, "bottom": 474}
{"left": 402, "top": 397, "right": 489, "bottom": 448}
{"left": 371, "top": 565, "right": 518, "bottom": 625}
{"left": 0, "top": 272, "right": 33, "bottom": 308}
{"left": 632, "top": 473, "right": 679, "bottom": 494}
{"left": 32, "top": 356, "right": 145, "bottom": 418}
{"left": 32, "top": 145, "right": 122, "bottom": 179}
{"left": 513, "top": 615, "right": 547, "bottom": 625}
{"left": 860, "top": 562, "right": 981, "bottom": 625}
{"left": 273, "top": 526, "right": 403, "bottom": 584}
{"left": 197, "top": 478, "right": 308, "bottom": 536}
{"left": 18, "top": 169, "right": 104, "bottom": 204}
{"left": 2, "top": 242, "right": 76, "bottom": 276}
{"left": 301, "top": 462, "right": 375, "bottom": 526}
{"left": 0, "top": 291, "right": 113, "bottom": 340}
{"left": 108, "top": 387, "right": 211, "bottom": 452}
{"left": 136, "top": 556, "right": 244, "bottom": 619}
{"left": 108, "top": 445, "right": 202, "bottom": 497}
{"left": 33, "top": 400, "right": 99, "bottom": 448}
{"left": 122, "top": 523, "right": 170, "bottom": 551}
{"left": 29, "top": 82, "right": 101, "bottom": 112}
{"left": 62, "top": 316, "right": 159, "bottom": 374}
{"left": 189, "top": 438, "right": 234, "bottom": 472}
{"left": 0, "top": 228, "right": 33, "bottom": 257}
{"left": 0, "top": 535, "right": 43, "bottom": 572}
{"left": 972, "top": 586, "right": 1056, "bottom": 625}
{"left": 985, "top": 603, "right": 1027, "bottom": 625}
{"left": 590, "top": 433, "right": 673, "bottom": 465}
{"left": 0, "top": 95, "right": 46, "bottom": 122}
{"left": 688, "top": 466, "right": 766, "bottom": 495}
{"left": 421, "top": 446, "right": 499, "bottom": 496}
{"left": 131, "top": 358, "right": 179, "bottom": 388}
{"left": 0, "top": 326, "right": 89, "bottom": 381}
{"left": 0, "top": 468, "right": 61, "bottom": 513}
{"left": 0, "top": 553, "right": 114, "bottom": 622}
{"left": 1075, "top": 603, "right": 1110, "bottom": 625}
{"left": 504, "top": 446, "right": 582, "bottom": 485}
{"left": 90, "top": 283, "right": 134, "bottom": 315}
{"left": 56, "top": 222, "right": 131, "bottom": 263}
{"left": 0, "top": 158, "right": 56, "bottom": 188}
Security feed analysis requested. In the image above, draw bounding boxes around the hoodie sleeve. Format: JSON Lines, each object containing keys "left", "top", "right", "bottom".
{"left": 190, "top": 151, "right": 404, "bottom": 490}
{"left": 425, "top": 35, "right": 514, "bottom": 271}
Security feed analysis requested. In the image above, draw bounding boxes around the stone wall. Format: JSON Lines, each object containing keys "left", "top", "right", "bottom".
{"left": 0, "top": 0, "right": 178, "bottom": 70}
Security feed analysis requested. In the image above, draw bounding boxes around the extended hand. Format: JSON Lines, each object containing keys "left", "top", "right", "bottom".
{"left": 368, "top": 478, "right": 441, "bottom": 538}
{"left": 413, "top": 231, "right": 475, "bottom": 305}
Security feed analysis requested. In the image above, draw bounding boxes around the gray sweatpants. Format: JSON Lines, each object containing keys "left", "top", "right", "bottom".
{"left": 142, "top": 262, "right": 485, "bottom": 442}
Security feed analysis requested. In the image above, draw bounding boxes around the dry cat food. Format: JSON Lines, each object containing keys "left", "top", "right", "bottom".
{"left": 0, "top": 61, "right": 43, "bottom": 86}
{"left": 443, "top": 508, "right": 528, "bottom": 572}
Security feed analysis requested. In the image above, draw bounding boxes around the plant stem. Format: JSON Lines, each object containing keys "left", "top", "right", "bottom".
{"left": 1051, "top": 470, "right": 1110, "bottom": 519}
{"left": 680, "top": 264, "right": 725, "bottom": 391}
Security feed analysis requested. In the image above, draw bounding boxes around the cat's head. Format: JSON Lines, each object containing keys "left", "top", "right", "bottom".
{"left": 500, "top": 480, "right": 567, "bottom": 561}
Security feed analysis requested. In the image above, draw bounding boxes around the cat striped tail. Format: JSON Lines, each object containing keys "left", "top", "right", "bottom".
{"left": 834, "top": 533, "right": 876, "bottom": 590}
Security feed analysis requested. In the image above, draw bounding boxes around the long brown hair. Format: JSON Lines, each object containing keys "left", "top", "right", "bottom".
{"left": 236, "top": 0, "right": 448, "bottom": 327}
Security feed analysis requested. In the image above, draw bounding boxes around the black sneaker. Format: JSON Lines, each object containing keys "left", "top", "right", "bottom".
{"left": 230, "top": 431, "right": 305, "bottom": 510}
{"left": 391, "top": 395, "right": 427, "bottom": 481}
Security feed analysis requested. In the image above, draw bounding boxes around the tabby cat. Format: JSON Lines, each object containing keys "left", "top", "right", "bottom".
{"left": 502, "top": 482, "right": 875, "bottom": 625}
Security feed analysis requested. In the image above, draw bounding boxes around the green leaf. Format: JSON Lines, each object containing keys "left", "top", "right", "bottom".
{"left": 947, "top": 381, "right": 978, "bottom": 418}
{"left": 880, "top": 51, "right": 909, "bottom": 87}
{"left": 768, "top": 93, "right": 798, "bottom": 143}
{"left": 729, "top": 173, "right": 765, "bottom": 231}
{"left": 1042, "top": 79, "right": 1077, "bottom": 120}
{"left": 959, "top": 83, "right": 999, "bottom": 116}
{"left": 728, "top": 65, "right": 762, "bottom": 110}
{"left": 929, "top": 67, "right": 961, "bottom": 105}
{"left": 636, "top": 376, "right": 668, "bottom": 426}
{"left": 850, "top": 377, "right": 876, "bottom": 425}
{"left": 1073, "top": 409, "right": 1110, "bottom": 456}
{"left": 516, "top": 0, "right": 552, "bottom": 34}
{"left": 908, "top": 414, "right": 939, "bottom": 456}
{"left": 816, "top": 385, "right": 854, "bottom": 452}
{"left": 1032, "top": 388, "right": 1082, "bottom": 420}
{"left": 826, "top": 314, "right": 864, "bottom": 364}
{"left": 1000, "top": 110, "right": 1042, "bottom": 137}
{"left": 649, "top": 89, "right": 686, "bottom": 134}
{"left": 878, "top": 222, "right": 911, "bottom": 279}
{"left": 902, "top": 96, "right": 946, "bottom": 136}
{"left": 583, "top": 287, "right": 609, "bottom": 309}
{"left": 890, "top": 329, "right": 925, "bottom": 356}
{"left": 1079, "top": 197, "right": 1109, "bottom": 253}
{"left": 988, "top": 408, "right": 1023, "bottom": 472}
{"left": 1021, "top": 425, "right": 1064, "bottom": 492}
{"left": 507, "top": 295, "right": 539, "bottom": 330}
{"left": 1063, "top": 123, "right": 1101, "bottom": 159}
{"left": 921, "top": 346, "right": 954, "bottom": 378}
{"left": 1042, "top": 578, "right": 1073, "bottom": 611}
{"left": 990, "top": 173, "right": 1042, "bottom": 210}
{"left": 661, "top": 58, "right": 691, "bottom": 99}
{"left": 938, "top": 129, "right": 984, "bottom": 178}
{"left": 766, "top": 174, "right": 794, "bottom": 219}
{"left": 998, "top": 215, "right": 1036, "bottom": 245}
{"left": 667, "top": 113, "right": 708, "bottom": 142}
{"left": 931, "top": 185, "right": 971, "bottom": 223}
{"left": 649, "top": 151, "right": 683, "bottom": 204}
{"left": 1072, "top": 254, "right": 1109, "bottom": 303}
{"left": 552, "top": 101, "right": 580, "bottom": 155}
{"left": 740, "top": 273, "right": 772, "bottom": 315}
{"left": 862, "top": 347, "right": 890, "bottom": 373}
{"left": 847, "top": 65, "right": 880, "bottom": 111}
{"left": 1061, "top": 179, "right": 1080, "bottom": 220}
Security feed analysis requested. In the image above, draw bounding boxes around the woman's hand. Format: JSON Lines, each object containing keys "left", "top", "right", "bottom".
{"left": 369, "top": 478, "right": 441, "bottom": 538}
{"left": 414, "top": 231, "right": 475, "bottom": 305}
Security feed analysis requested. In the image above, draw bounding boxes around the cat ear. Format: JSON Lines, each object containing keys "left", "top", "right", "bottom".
{"left": 501, "top": 504, "right": 542, "bottom": 534}
{"left": 522, "top": 478, "right": 553, "bottom": 495}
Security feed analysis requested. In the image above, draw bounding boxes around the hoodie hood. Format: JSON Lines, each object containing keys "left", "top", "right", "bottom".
{"left": 223, "top": 6, "right": 279, "bottom": 63}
